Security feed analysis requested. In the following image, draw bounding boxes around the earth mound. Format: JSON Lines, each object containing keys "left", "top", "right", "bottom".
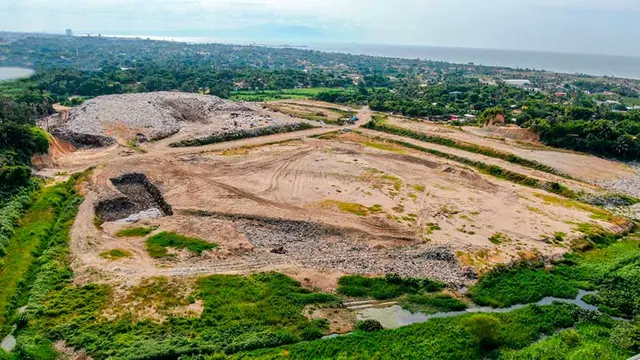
{"left": 50, "top": 92, "right": 287, "bottom": 147}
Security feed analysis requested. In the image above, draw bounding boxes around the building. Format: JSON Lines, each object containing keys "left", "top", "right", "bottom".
{"left": 65, "top": 29, "right": 73, "bottom": 37}
{"left": 503, "top": 79, "right": 531, "bottom": 87}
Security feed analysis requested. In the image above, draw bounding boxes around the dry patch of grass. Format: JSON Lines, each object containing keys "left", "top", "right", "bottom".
{"left": 358, "top": 168, "right": 403, "bottom": 196}
{"left": 104, "top": 276, "right": 202, "bottom": 322}
{"left": 488, "top": 232, "right": 511, "bottom": 245}
{"left": 359, "top": 140, "right": 407, "bottom": 154}
{"left": 116, "top": 226, "right": 157, "bottom": 238}
{"left": 220, "top": 147, "right": 250, "bottom": 156}
{"left": 318, "top": 200, "right": 384, "bottom": 217}
{"left": 99, "top": 249, "right": 133, "bottom": 261}
{"left": 534, "top": 193, "right": 617, "bottom": 222}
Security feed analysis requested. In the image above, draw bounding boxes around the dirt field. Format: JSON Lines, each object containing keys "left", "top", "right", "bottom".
{"left": 37, "top": 98, "right": 632, "bottom": 293}
{"left": 385, "top": 116, "right": 635, "bottom": 182}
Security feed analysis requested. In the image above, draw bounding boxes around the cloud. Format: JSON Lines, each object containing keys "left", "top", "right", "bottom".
{"left": 1, "top": 0, "right": 639, "bottom": 56}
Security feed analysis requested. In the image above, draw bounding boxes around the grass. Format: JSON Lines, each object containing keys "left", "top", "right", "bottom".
{"left": 99, "top": 249, "right": 132, "bottom": 260}
{"left": 146, "top": 231, "right": 217, "bottom": 258}
{"left": 337, "top": 274, "right": 445, "bottom": 300}
{"left": 621, "top": 96, "right": 640, "bottom": 106}
{"left": 115, "top": 226, "right": 156, "bottom": 238}
{"left": 0, "top": 183, "right": 75, "bottom": 336}
{"left": 229, "top": 88, "right": 336, "bottom": 102}
{"left": 169, "top": 123, "right": 316, "bottom": 147}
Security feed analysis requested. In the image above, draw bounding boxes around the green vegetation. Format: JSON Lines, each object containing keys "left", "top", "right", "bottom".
{"left": 146, "top": 231, "right": 217, "bottom": 258}
{"left": 115, "top": 226, "right": 156, "bottom": 237}
{"left": 500, "top": 322, "right": 639, "bottom": 359}
{"left": 236, "top": 303, "right": 628, "bottom": 359}
{"left": 355, "top": 320, "right": 383, "bottom": 332}
{"left": 230, "top": 88, "right": 334, "bottom": 101}
{"left": 470, "top": 234, "right": 640, "bottom": 319}
{"left": 552, "top": 239, "right": 640, "bottom": 319}
{"left": 469, "top": 261, "right": 580, "bottom": 308}
{"left": 489, "top": 232, "right": 511, "bottom": 245}
{"left": 337, "top": 274, "right": 445, "bottom": 300}
{"left": 0, "top": 183, "right": 37, "bottom": 261}
{"left": 169, "top": 123, "right": 316, "bottom": 147}
{"left": 402, "top": 293, "right": 468, "bottom": 314}
{"left": 99, "top": 248, "right": 132, "bottom": 260}
{"left": 363, "top": 117, "right": 571, "bottom": 178}
{"left": 0, "top": 180, "right": 81, "bottom": 336}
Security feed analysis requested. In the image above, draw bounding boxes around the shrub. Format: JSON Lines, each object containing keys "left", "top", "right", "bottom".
{"left": 462, "top": 314, "right": 502, "bottom": 350}
{"left": 355, "top": 320, "right": 383, "bottom": 332}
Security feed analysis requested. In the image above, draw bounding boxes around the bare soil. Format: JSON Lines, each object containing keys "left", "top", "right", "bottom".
{"left": 385, "top": 116, "right": 635, "bottom": 182}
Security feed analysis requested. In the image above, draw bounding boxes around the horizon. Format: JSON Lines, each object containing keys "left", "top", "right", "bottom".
{"left": 6, "top": 29, "right": 640, "bottom": 61}
{"left": 2, "top": 0, "right": 640, "bottom": 58}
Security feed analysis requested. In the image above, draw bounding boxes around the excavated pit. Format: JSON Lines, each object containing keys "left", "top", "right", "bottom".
{"left": 95, "top": 173, "right": 173, "bottom": 222}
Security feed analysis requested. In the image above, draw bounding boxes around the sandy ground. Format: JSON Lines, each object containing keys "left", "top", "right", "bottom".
{"left": 385, "top": 117, "right": 635, "bottom": 182}
{"left": 41, "top": 102, "right": 624, "bottom": 290}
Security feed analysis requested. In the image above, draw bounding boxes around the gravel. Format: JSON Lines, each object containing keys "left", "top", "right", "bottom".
{"left": 50, "top": 91, "right": 295, "bottom": 147}
{"left": 597, "top": 163, "right": 640, "bottom": 198}
{"left": 189, "top": 211, "right": 471, "bottom": 286}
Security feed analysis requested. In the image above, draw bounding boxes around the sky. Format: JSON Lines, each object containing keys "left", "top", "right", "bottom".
{"left": 2, "top": 0, "right": 640, "bottom": 57}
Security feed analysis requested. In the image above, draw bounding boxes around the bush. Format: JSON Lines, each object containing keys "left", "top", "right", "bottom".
{"left": 462, "top": 314, "right": 502, "bottom": 350}
{"left": 355, "top": 320, "right": 383, "bottom": 332}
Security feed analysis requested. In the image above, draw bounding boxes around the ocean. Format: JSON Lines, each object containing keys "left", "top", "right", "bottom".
{"left": 95, "top": 35, "right": 640, "bottom": 79}
{"left": 306, "top": 43, "right": 640, "bottom": 80}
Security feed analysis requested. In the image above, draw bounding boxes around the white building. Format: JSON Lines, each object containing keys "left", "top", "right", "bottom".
{"left": 503, "top": 79, "right": 531, "bottom": 87}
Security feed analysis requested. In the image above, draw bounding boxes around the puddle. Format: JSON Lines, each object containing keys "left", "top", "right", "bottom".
{"left": 357, "top": 290, "right": 604, "bottom": 329}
